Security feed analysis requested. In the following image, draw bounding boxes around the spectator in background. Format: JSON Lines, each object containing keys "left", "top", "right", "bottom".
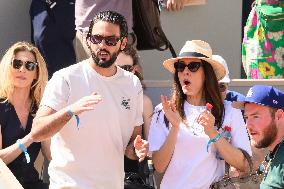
{"left": 30, "top": 0, "right": 76, "bottom": 78}
{"left": 0, "top": 41, "right": 51, "bottom": 189}
{"left": 148, "top": 40, "right": 251, "bottom": 189}
{"left": 212, "top": 55, "right": 245, "bottom": 102}
{"left": 116, "top": 45, "right": 153, "bottom": 175}
{"left": 242, "top": 0, "right": 284, "bottom": 79}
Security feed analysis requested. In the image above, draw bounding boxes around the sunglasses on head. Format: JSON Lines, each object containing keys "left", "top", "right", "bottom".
{"left": 174, "top": 61, "right": 202, "bottom": 72}
{"left": 219, "top": 83, "right": 228, "bottom": 93}
{"left": 12, "top": 59, "right": 38, "bottom": 71}
{"left": 119, "top": 65, "right": 134, "bottom": 72}
{"left": 89, "top": 35, "right": 121, "bottom": 46}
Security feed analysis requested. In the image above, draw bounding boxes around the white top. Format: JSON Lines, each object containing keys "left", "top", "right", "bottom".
{"left": 149, "top": 100, "right": 251, "bottom": 189}
{"left": 41, "top": 59, "right": 143, "bottom": 189}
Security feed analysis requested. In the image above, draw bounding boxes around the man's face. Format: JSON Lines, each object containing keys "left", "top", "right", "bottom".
{"left": 244, "top": 103, "right": 277, "bottom": 149}
{"left": 88, "top": 20, "right": 126, "bottom": 68}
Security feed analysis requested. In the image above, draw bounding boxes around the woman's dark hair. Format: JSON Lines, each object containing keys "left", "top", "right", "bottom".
{"left": 167, "top": 60, "right": 224, "bottom": 129}
{"left": 123, "top": 45, "right": 139, "bottom": 67}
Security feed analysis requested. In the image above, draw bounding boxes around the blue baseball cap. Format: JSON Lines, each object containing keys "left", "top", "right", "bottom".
{"left": 232, "top": 85, "right": 284, "bottom": 110}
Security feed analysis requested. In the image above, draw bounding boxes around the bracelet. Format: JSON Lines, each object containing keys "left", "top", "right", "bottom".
{"left": 67, "top": 107, "right": 73, "bottom": 117}
{"left": 67, "top": 106, "right": 80, "bottom": 130}
{"left": 16, "top": 139, "right": 30, "bottom": 163}
{"left": 206, "top": 133, "right": 222, "bottom": 152}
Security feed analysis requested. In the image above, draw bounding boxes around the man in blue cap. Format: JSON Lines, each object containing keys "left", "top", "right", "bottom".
{"left": 233, "top": 85, "right": 284, "bottom": 189}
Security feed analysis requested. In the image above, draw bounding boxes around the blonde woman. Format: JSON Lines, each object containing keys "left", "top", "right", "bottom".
{"left": 0, "top": 42, "right": 50, "bottom": 189}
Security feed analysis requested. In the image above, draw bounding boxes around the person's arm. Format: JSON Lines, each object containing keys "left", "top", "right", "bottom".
{"left": 31, "top": 93, "right": 102, "bottom": 142}
{"left": 152, "top": 95, "right": 182, "bottom": 173}
{"left": 197, "top": 110, "right": 249, "bottom": 172}
{"left": 210, "top": 132, "right": 249, "bottom": 172}
{"left": 41, "top": 139, "right": 51, "bottom": 161}
{"left": 143, "top": 95, "right": 153, "bottom": 140}
{"left": 0, "top": 128, "right": 33, "bottom": 165}
{"left": 125, "top": 125, "right": 142, "bottom": 160}
{"left": 228, "top": 106, "right": 252, "bottom": 176}
{"left": 152, "top": 126, "right": 179, "bottom": 173}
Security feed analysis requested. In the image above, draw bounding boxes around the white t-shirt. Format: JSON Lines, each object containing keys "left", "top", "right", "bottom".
{"left": 148, "top": 100, "right": 251, "bottom": 189}
{"left": 41, "top": 59, "right": 143, "bottom": 189}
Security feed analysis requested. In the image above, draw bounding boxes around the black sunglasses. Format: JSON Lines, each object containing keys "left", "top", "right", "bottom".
{"left": 119, "top": 65, "right": 134, "bottom": 72}
{"left": 219, "top": 83, "right": 228, "bottom": 93}
{"left": 174, "top": 61, "right": 202, "bottom": 72}
{"left": 89, "top": 35, "right": 121, "bottom": 46}
{"left": 12, "top": 59, "right": 38, "bottom": 71}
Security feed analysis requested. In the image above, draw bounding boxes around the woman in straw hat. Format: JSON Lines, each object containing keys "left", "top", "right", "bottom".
{"left": 148, "top": 40, "right": 252, "bottom": 189}
{"left": 0, "top": 41, "right": 50, "bottom": 189}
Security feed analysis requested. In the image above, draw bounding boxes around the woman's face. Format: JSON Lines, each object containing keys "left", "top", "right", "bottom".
{"left": 10, "top": 50, "right": 37, "bottom": 89}
{"left": 176, "top": 58, "right": 205, "bottom": 97}
{"left": 116, "top": 52, "right": 135, "bottom": 73}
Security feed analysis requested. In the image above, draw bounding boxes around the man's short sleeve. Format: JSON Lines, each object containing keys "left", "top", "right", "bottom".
{"left": 40, "top": 73, "right": 70, "bottom": 111}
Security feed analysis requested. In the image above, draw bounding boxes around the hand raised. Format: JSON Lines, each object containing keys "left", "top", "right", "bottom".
{"left": 134, "top": 135, "right": 149, "bottom": 162}
{"left": 161, "top": 95, "right": 182, "bottom": 129}
{"left": 196, "top": 108, "right": 216, "bottom": 136}
{"left": 69, "top": 92, "right": 102, "bottom": 115}
{"left": 166, "top": 0, "right": 184, "bottom": 11}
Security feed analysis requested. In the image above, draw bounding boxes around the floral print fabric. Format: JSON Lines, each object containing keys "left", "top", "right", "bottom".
{"left": 242, "top": 0, "right": 284, "bottom": 78}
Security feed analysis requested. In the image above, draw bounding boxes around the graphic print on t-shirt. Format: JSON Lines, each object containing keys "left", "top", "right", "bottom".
{"left": 121, "top": 97, "right": 131, "bottom": 110}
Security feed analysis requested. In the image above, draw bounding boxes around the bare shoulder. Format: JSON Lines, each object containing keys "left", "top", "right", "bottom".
{"left": 143, "top": 94, "right": 153, "bottom": 108}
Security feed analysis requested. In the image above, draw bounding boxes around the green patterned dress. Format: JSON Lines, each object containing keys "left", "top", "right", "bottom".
{"left": 242, "top": 0, "right": 284, "bottom": 78}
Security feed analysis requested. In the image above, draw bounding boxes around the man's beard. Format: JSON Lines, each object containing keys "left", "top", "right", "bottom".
{"left": 91, "top": 49, "right": 119, "bottom": 68}
{"left": 253, "top": 119, "right": 278, "bottom": 148}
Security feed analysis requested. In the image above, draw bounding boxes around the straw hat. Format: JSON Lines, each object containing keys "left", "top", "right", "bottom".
{"left": 163, "top": 40, "right": 226, "bottom": 81}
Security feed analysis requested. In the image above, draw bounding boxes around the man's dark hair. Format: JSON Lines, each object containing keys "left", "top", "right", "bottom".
{"left": 87, "top": 10, "right": 128, "bottom": 39}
